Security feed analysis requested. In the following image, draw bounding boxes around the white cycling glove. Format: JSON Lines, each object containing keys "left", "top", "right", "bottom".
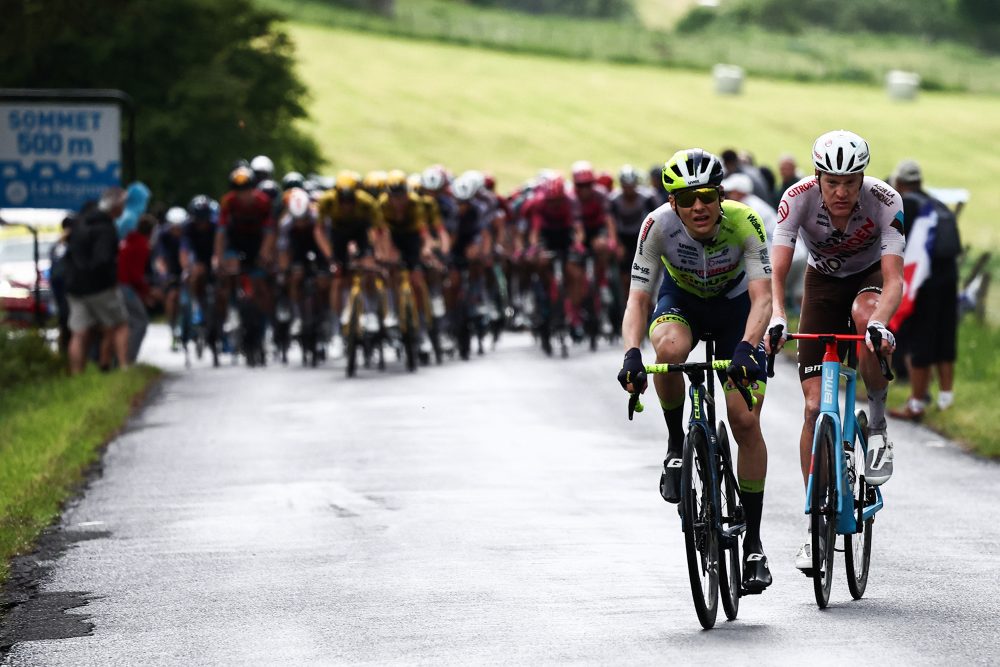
{"left": 865, "top": 320, "right": 896, "bottom": 352}
{"left": 766, "top": 315, "right": 788, "bottom": 352}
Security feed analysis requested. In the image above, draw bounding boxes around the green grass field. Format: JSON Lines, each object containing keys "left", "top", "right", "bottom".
{"left": 289, "top": 23, "right": 1000, "bottom": 252}
{"left": 261, "top": 0, "right": 1000, "bottom": 94}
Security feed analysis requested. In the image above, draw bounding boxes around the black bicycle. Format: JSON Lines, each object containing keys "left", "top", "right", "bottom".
{"left": 627, "top": 336, "right": 756, "bottom": 629}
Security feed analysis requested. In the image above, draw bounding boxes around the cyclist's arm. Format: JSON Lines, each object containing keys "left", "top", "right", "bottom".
{"left": 743, "top": 278, "right": 771, "bottom": 345}
{"left": 768, "top": 245, "right": 794, "bottom": 322}
{"left": 260, "top": 228, "right": 276, "bottom": 266}
{"left": 314, "top": 221, "right": 332, "bottom": 262}
{"left": 870, "top": 253, "right": 904, "bottom": 325}
{"left": 212, "top": 228, "right": 225, "bottom": 270}
{"left": 622, "top": 215, "right": 663, "bottom": 348}
{"left": 622, "top": 289, "right": 651, "bottom": 350}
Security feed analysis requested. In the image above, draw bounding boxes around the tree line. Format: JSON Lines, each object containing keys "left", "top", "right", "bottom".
{"left": 1, "top": 0, "right": 322, "bottom": 206}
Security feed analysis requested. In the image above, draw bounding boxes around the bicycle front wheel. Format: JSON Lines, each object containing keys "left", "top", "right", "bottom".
{"left": 846, "top": 409, "right": 873, "bottom": 599}
{"left": 681, "top": 426, "right": 719, "bottom": 629}
{"left": 812, "top": 415, "right": 838, "bottom": 608}
{"left": 716, "top": 423, "right": 741, "bottom": 621}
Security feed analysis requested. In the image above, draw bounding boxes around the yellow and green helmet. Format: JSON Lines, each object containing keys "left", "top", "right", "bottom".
{"left": 661, "top": 148, "right": 725, "bottom": 193}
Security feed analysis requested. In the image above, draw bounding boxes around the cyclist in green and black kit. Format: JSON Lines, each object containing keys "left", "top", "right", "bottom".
{"left": 618, "top": 149, "right": 774, "bottom": 592}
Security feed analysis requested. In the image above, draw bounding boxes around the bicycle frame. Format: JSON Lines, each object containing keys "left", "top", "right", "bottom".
{"left": 643, "top": 341, "right": 744, "bottom": 546}
{"left": 798, "top": 334, "right": 884, "bottom": 534}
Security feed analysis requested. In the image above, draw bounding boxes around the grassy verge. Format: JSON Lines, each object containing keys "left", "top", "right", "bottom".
{"left": 785, "top": 314, "right": 999, "bottom": 458}
{"left": 258, "top": 0, "right": 1000, "bottom": 94}
{"left": 887, "top": 318, "right": 1000, "bottom": 458}
{"left": 0, "top": 365, "right": 161, "bottom": 581}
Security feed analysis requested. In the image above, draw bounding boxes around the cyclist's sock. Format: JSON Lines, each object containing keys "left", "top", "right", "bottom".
{"left": 867, "top": 386, "right": 888, "bottom": 434}
{"left": 660, "top": 396, "right": 685, "bottom": 455}
{"left": 739, "top": 480, "right": 765, "bottom": 552}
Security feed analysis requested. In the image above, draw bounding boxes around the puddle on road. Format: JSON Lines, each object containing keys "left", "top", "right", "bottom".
{"left": 0, "top": 529, "right": 110, "bottom": 655}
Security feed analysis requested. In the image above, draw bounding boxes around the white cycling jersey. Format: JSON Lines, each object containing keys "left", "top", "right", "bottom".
{"left": 773, "top": 176, "right": 905, "bottom": 277}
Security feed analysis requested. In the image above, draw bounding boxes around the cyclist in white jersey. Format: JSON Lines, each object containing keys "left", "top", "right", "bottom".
{"left": 765, "top": 130, "right": 905, "bottom": 572}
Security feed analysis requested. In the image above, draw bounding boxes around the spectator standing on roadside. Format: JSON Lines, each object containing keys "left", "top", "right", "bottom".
{"left": 119, "top": 214, "right": 159, "bottom": 363}
{"left": 49, "top": 215, "right": 75, "bottom": 356}
{"left": 776, "top": 154, "right": 802, "bottom": 200}
{"left": 888, "top": 159, "right": 962, "bottom": 420}
{"left": 722, "top": 173, "right": 778, "bottom": 242}
{"left": 721, "top": 149, "right": 775, "bottom": 207}
{"left": 115, "top": 181, "right": 151, "bottom": 237}
{"left": 647, "top": 164, "right": 669, "bottom": 208}
{"left": 65, "top": 188, "right": 129, "bottom": 374}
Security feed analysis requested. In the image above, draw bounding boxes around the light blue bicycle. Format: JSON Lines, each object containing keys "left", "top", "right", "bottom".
{"left": 769, "top": 328, "right": 892, "bottom": 608}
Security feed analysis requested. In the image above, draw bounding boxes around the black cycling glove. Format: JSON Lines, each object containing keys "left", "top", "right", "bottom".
{"left": 618, "top": 347, "right": 647, "bottom": 392}
{"left": 728, "top": 341, "right": 760, "bottom": 385}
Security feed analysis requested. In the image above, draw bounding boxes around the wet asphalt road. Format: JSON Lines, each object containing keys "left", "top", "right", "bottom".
{"left": 3, "top": 325, "right": 999, "bottom": 665}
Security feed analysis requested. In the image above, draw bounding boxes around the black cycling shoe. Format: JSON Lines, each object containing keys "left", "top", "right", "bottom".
{"left": 659, "top": 452, "right": 682, "bottom": 504}
{"left": 741, "top": 550, "right": 773, "bottom": 593}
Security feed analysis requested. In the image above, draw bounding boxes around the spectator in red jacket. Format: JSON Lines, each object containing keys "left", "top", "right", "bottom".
{"left": 118, "top": 214, "right": 158, "bottom": 363}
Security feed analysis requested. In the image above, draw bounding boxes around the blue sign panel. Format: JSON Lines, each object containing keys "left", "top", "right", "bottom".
{"left": 0, "top": 103, "right": 122, "bottom": 210}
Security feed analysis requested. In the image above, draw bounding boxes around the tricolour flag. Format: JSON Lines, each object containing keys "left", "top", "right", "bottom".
{"left": 889, "top": 200, "right": 937, "bottom": 331}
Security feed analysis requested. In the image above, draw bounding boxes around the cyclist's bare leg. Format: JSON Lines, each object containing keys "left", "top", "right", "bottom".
{"left": 724, "top": 388, "right": 767, "bottom": 481}
{"left": 565, "top": 260, "right": 585, "bottom": 324}
{"left": 330, "top": 272, "right": 344, "bottom": 326}
{"left": 411, "top": 268, "right": 431, "bottom": 326}
{"left": 592, "top": 236, "right": 611, "bottom": 288}
{"left": 649, "top": 321, "right": 691, "bottom": 418}
{"left": 288, "top": 266, "right": 305, "bottom": 322}
{"left": 852, "top": 292, "right": 889, "bottom": 433}
{"left": 165, "top": 286, "right": 179, "bottom": 332}
{"left": 215, "top": 256, "right": 240, "bottom": 326}
{"left": 799, "top": 377, "right": 822, "bottom": 485}
{"left": 190, "top": 263, "right": 208, "bottom": 307}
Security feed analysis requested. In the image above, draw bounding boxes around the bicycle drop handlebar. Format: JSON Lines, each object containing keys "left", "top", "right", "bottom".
{"left": 627, "top": 360, "right": 757, "bottom": 421}
{"left": 765, "top": 327, "right": 894, "bottom": 381}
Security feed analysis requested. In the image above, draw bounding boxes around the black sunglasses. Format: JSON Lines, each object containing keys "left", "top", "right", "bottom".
{"left": 673, "top": 187, "right": 720, "bottom": 208}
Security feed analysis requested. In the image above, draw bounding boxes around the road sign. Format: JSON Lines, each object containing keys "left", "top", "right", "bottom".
{"left": 0, "top": 90, "right": 134, "bottom": 211}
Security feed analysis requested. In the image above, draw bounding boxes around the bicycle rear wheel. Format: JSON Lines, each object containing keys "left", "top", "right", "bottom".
{"left": 846, "top": 409, "right": 873, "bottom": 599}
{"left": 681, "top": 426, "right": 719, "bottom": 629}
{"left": 812, "top": 416, "right": 838, "bottom": 608}
{"left": 716, "top": 424, "right": 741, "bottom": 621}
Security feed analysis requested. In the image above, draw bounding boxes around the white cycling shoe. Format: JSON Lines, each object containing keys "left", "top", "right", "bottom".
{"left": 795, "top": 536, "right": 826, "bottom": 574}
{"left": 795, "top": 541, "right": 812, "bottom": 571}
{"left": 865, "top": 433, "right": 894, "bottom": 486}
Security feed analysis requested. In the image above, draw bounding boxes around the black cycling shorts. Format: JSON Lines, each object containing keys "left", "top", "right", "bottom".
{"left": 649, "top": 277, "right": 768, "bottom": 384}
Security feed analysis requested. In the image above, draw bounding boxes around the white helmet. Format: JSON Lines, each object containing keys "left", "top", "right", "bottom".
{"left": 812, "top": 130, "right": 870, "bottom": 175}
{"left": 421, "top": 166, "right": 446, "bottom": 191}
{"left": 460, "top": 170, "right": 485, "bottom": 194}
{"left": 250, "top": 155, "right": 274, "bottom": 178}
{"left": 165, "top": 206, "right": 188, "bottom": 227}
{"left": 619, "top": 164, "right": 641, "bottom": 187}
{"left": 286, "top": 188, "right": 311, "bottom": 218}
{"left": 451, "top": 175, "right": 478, "bottom": 202}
